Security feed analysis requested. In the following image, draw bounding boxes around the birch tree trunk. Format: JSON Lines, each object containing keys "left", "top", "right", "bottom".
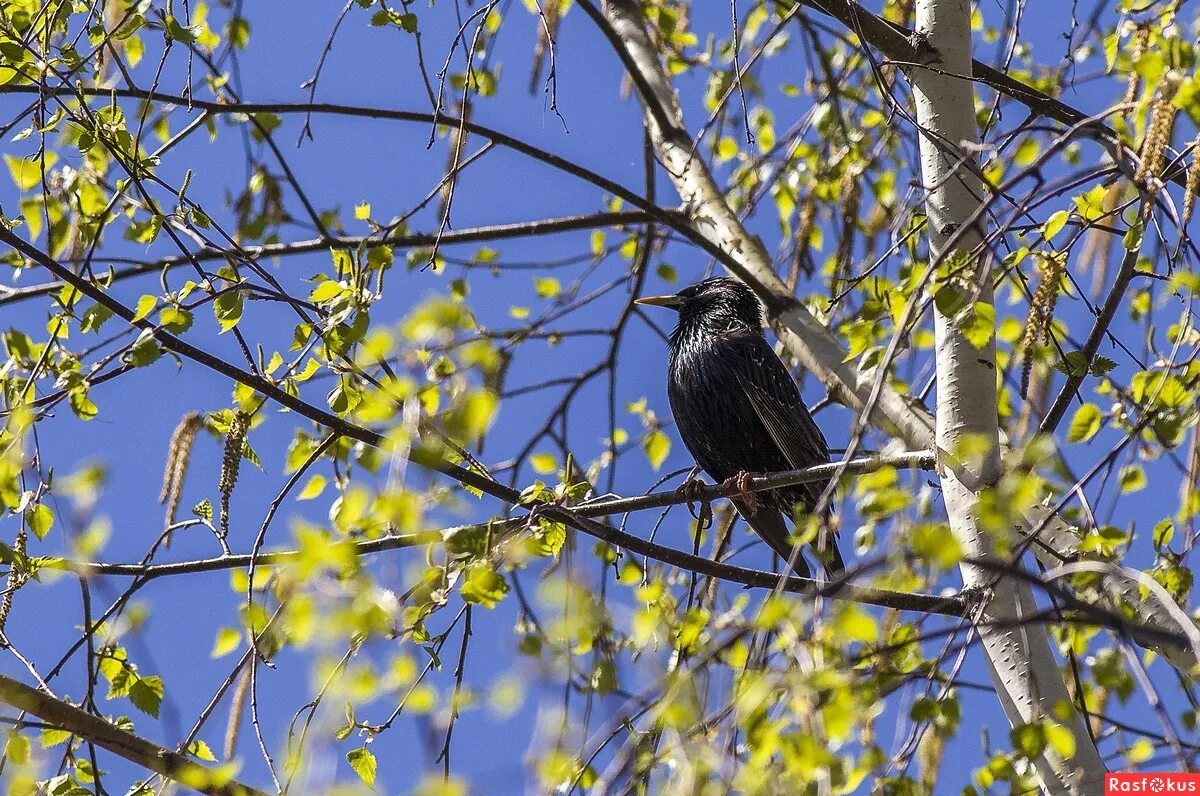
{"left": 908, "top": 1, "right": 1104, "bottom": 791}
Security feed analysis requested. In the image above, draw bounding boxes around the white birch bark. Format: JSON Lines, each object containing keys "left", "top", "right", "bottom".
{"left": 907, "top": 1, "right": 1104, "bottom": 791}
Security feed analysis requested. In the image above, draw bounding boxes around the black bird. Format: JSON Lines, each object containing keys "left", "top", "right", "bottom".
{"left": 637, "top": 277, "right": 844, "bottom": 578}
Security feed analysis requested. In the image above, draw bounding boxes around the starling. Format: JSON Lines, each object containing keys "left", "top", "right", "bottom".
{"left": 637, "top": 277, "right": 843, "bottom": 578}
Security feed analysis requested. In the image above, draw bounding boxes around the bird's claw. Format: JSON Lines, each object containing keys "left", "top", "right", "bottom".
{"left": 722, "top": 470, "right": 759, "bottom": 515}
{"left": 676, "top": 476, "right": 713, "bottom": 529}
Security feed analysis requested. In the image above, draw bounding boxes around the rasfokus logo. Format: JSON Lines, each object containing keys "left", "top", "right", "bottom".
{"left": 1107, "top": 774, "right": 1200, "bottom": 793}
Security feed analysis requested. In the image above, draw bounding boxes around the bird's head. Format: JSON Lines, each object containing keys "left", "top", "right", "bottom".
{"left": 636, "top": 277, "right": 764, "bottom": 340}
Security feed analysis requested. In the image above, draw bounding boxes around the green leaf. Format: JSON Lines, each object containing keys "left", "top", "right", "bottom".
{"left": 461, "top": 565, "right": 508, "bottom": 608}
{"left": 80, "top": 304, "right": 113, "bottom": 333}
{"left": 715, "top": 136, "right": 739, "bottom": 161}
{"left": 25, "top": 504, "right": 53, "bottom": 540}
{"left": 297, "top": 474, "right": 326, "bottom": 500}
{"left": 1044, "top": 722, "right": 1076, "bottom": 758}
{"left": 193, "top": 499, "right": 213, "bottom": 522}
{"left": 132, "top": 295, "right": 157, "bottom": 322}
{"left": 5, "top": 151, "right": 57, "bottom": 191}
{"left": 643, "top": 429, "right": 670, "bottom": 471}
{"left": 214, "top": 290, "right": 244, "bottom": 333}
{"left": 910, "top": 523, "right": 962, "bottom": 570}
{"left": 226, "top": 17, "right": 251, "bottom": 49}
{"left": 210, "top": 627, "right": 240, "bottom": 658}
{"left": 1118, "top": 465, "right": 1146, "bottom": 493}
{"left": 129, "top": 675, "right": 164, "bottom": 718}
{"left": 960, "top": 302, "right": 994, "bottom": 350}
{"left": 309, "top": 280, "right": 344, "bottom": 304}
{"left": 1042, "top": 210, "right": 1069, "bottom": 240}
{"left": 933, "top": 285, "right": 969, "bottom": 318}
{"left": 41, "top": 726, "right": 72, "bottom": 748}
{"left": 78, "top": 181, "right": 108, "bottom": 216}
{"left": 1067, "top": 403, "right": 1102, "bottom": 443}
{"left": 1013, "top": 138, "right": 1039, "bottom": 166}
{"left": 534, "top": 277, "right": 561, "bottom": 298}
{"left": 347, "top": 747, "right": 377, "bottom": 788}
{"left": 834, "top": 604, "right": 878, "bottom": 643}
{"left": 125, "top": 215, "right": 163, "bottom": 244}
{"left": 530, "top": 453, "right": 557, "bottom": 474}
{"left": 1153, "top": 519, "right": 1175, "bottom": 552}
{"left": 1123, "top": 220, "right": 1143, "bottom": 251}
{"left": 164, "top": 15, "right": 197, "bottom": 43}
{"left": 250, "top": 114, "right": 285, "bottom": 141}
{"left": 1011, "top": 722, "right": 1047, "bottom": 759}
{"left": 158, "top": 306, "right": 193, "bottom": 334}
{"left": 70, "top": 389, "right": 99, "bottom": 421}
{"left": 5, "top": 733, "right": 29, "bottom": 765}
{"left": 354, "top": 202, "right": 371, "bottom": 220}
{"left": 1127, "top": 737, "right": 1154, "bottom": 763}
{"left": 1072, "top": 185, "right": 1109, "bottom": 221}
{"left": 364, "top": 246, "right": 393, "bottom": 273}
{"left": 188, "top": 739, "right": 217, "bottom": 762}
{"left": 1054, "top": 350, "right": 1115, "bottom": 378}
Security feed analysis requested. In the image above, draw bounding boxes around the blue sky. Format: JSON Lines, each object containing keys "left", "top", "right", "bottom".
{"left": 1, "top": 0, "right": 1194, "bottom": 792}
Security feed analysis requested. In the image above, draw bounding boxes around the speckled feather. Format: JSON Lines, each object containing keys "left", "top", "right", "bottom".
{"left": 659, "top": 278, "right": 843, "bottom": 577}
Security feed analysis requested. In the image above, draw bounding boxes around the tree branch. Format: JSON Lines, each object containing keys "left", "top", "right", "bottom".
{"left": 0, "top": 210, "right": 678, "bottom": 308}
{"left": 0, "top": 674, "right": 268, "bottom": 796}
{"left": 57, "top": 454, "right": 964, "bottom": 616}
{"left": 1039, "top": 244, "right": 1138, "bottom": 434}
{"left": 0, "top": 84, "right": 743, "bottom": 275}
{"left": 800, "top": 0, "right": 1189, "bottom": 190}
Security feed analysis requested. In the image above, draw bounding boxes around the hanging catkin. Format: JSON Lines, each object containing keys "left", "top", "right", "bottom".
{"left": 1183, "top": 138, "right": 1200, "bottom": 225}
{"left": 1137, "top": 76, "right": 1180, "bottom": 186}
{"left": 219, "top": 411, "right": 251, "bottom": 539}
{"left": 1020, "top": 252, "right": 1068, "bottom": 394}
{"left": 159, "top": 412, "right": 203, "bottom": 539}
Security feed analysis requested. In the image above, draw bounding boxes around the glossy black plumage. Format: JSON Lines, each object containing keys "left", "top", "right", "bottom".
{"left": 639, "top": 278, "right": 843, "bottom": 578}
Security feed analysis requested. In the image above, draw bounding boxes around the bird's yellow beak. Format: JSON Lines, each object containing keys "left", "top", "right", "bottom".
{"left": 635, "top": 294, "right": 683, "bottom": 309}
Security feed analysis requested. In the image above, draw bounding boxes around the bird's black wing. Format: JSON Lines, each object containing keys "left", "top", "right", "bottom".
{"left": 726, "top": 332, "right": 843, "bottom": 573}
{"left": 727, "top": 333, "right": 830, "bottom": 475}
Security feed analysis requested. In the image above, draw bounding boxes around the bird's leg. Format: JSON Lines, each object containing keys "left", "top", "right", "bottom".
{"left": 721, "top": 470, "right": 759, "bottom": 515}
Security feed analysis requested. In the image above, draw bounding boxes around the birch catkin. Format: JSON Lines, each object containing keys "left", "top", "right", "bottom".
{"left": 159, "top": 412, "right": 203, "bottom": 534}
{"left": 1183, "top": 138, "right": 1200, "bottom": 225}
{"left": 1020, "top": 252, "right": 1067, "bottom": 393}
{"left": 219, "top": 411, "right": 251, "bottom": 539}
{"left": 1137, "top": 75, "right": 1180, "bottom": 186}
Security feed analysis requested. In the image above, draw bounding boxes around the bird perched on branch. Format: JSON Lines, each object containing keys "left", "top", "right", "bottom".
{"left": 637, "top": 277, "right": 843, "bottom": 578}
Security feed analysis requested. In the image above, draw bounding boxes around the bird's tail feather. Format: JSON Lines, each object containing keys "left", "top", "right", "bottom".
{"left": 739, "top": 505, "right": 812, "bottom": 579}
{"left": 740, "top": 504, "right": 845, "bottom": 580}
{"left": 818, "top": 532, "right": 846, "bottom": 577}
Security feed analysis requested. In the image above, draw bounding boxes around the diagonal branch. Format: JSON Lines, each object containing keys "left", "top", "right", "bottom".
{"left": 0, "top": 674, "right": 268, "bottom": 796}
{"left": 0, "top": 84, "right": 741, "bottom": 275}
{"left": 1039, "top": 244, "right": 1138, "bottom": 434}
